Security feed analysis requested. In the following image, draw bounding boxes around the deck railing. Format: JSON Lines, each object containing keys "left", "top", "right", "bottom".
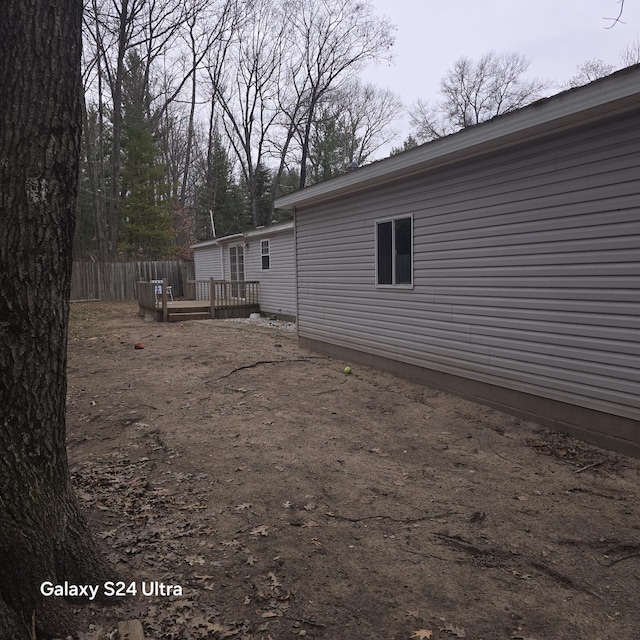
{"left": 137, "top": 279, "right": 168, "bottom": 321}
{"left": 186, "top": 279, "right": 259, "bottom": 318}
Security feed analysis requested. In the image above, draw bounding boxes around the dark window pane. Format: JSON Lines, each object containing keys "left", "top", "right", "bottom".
{"left": 377, "top": 221, "right": 392, "bottom": 284}
{"left": 395, "top": 217, "right": 412, "bottom": 284}
{"left": 262, "top": 255, "right": 270, "bottom": 270}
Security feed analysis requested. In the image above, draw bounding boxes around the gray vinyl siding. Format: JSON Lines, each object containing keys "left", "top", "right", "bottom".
{"left": 192, "top": 227, "right": 296, "bottom": 318}
{"left": 245, "top": 230, "right": 297, "bottom": 318}
{"left": 295, "top": 111, "right": 640, "bottom": 421}
{"left": 194, "top": 245, "right": 223, "bottom": 280}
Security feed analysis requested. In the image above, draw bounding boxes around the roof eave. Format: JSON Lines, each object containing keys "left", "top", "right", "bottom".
{"left": 274, "top": 65, "right": 640, "bottom": 210}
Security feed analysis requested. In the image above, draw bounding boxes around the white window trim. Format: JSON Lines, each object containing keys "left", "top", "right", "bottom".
{"left": 261, "top": 239, "right": 271, "bottom": 271}
{"left": 374, "top": 214, "right": 414, "bottom": 289}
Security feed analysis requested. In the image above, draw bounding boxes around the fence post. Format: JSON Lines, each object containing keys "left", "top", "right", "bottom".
{"left": 162, "top": 278, "right": 168, "bottom": 322}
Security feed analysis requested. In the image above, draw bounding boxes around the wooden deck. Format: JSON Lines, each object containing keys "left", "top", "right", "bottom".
{"left": 137, "top": 279, "right": 260, "bottom": 322}
{"left": 166, "top": 299, "right": 260, "bottom": 322}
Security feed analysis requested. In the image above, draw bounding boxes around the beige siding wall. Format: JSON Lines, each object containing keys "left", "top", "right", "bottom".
{"left": 295, "top": 111, "right": 640, "bottom": 425}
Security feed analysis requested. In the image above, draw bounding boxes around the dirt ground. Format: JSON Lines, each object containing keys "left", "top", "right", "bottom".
{"left": 65, "top": 302, "right": 640, "bottom": 640}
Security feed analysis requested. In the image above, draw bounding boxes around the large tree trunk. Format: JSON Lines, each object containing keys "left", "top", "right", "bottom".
{"left": 0, "top": 1, "right": 112, "bottom": 637}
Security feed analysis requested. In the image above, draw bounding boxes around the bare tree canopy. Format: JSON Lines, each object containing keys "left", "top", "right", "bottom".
{"left": 409, "top": 51, "right": 548, "bottom": 142}
{"left": 565, "top": 58, "right": 616, "bottom": 88}
{"left": 77, "top": 0, "right": 395, "bottom": 251}
{"left": 305, "top": 80, "right": 403, "bottom": 184}
{"left": 283, "top": 0, "right": 395, "bottom": 188}
{"left": 621, "top": 36, "right": 640, "bottom": 65}
{"left": 565, "top": 37, "right": 640, "bottom": 90}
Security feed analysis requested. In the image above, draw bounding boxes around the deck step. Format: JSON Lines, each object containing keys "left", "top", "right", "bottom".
{"left": 167, "top": 311, "right": 211, "bottom": 322}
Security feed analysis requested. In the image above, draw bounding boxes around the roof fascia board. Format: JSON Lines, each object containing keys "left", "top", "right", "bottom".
{"left": 191, "top": 223, "right": 294, "bottom": 250}
{"left": 244, "top": 221, "right": 294, "bottom": 239}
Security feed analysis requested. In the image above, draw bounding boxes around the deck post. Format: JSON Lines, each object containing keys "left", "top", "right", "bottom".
{"left": 210, "top": 277, "right": 215, "bottom": 319}
{"left": 162, "top": 278, "right": 168, "bottom": 322}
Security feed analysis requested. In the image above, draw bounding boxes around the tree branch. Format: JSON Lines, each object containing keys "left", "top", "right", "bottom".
{"left": 604, "top": 0, "right": 625, "bottom": 28}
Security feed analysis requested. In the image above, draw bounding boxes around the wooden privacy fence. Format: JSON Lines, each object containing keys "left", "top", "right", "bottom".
{"left": 71, "top": 260, "right": 194, "bottom": 301}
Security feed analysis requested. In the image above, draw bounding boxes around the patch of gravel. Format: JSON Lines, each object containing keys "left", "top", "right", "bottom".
{"left": 223, "top": 316, "right": 297, "bottom": 332}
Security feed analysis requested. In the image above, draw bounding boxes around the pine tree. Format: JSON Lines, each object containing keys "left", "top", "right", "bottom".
{"left": 194, "top": 126, "right": 247, "bottom": 240}
{"left": 118, "top": 51, "right": 172, "bottom": 258}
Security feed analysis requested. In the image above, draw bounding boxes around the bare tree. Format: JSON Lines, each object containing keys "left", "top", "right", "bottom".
{"left": 305, "top": 80, "right": 402, "bottom": 183}
{"left": 563, "top": 37, "right": 640, "bottom": 91}
{"left": 0, "top": 0, "right": 112, "bottom": 636}
{"left": 410, "top": 51, "right": 548, "bottom": 142}
{"left": 621, "top": 36, "right": 640, "bottom": 66}
{"left": 177, "top": 0, "right": 241, "bottom": 208}
{"left": 339, "top": 81, "right": 403, "bottom": 165}
{"left": 214, "top": 0, "right": 287, "bottom": 227}
{"left": 565, "top": 58, "right": 616, "bottom": 88}
{"left": 283, "top": 0, "right": 395, "bottom": 189}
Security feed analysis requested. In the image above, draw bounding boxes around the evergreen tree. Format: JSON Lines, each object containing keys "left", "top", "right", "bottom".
{"left": 306, "top": 107, "right": 351, "bottom": 185}
{"left": 194, "top": 125, "right": 247, "bottom": 240}
{"left": 253, "top": 162, "right": 274, "bottom": 227}
{"left": 118, "top": 51, "right": 172, "bottom": 258}
{"left": 390, "top": 135, "right": 420, "bottom": 156}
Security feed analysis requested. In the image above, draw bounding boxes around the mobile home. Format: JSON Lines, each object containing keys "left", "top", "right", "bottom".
{"left": 275, "top": 66, "right": 640, "bottom": 456}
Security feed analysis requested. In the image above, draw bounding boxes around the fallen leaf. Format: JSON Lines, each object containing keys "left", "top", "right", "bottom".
{"left": 268, "top": 572, "right": 282, "bottom": 587}
{"left": 261, "top": 610, "right": 281, "bottom": 618}
{"left": 207, "top": 622, "right": 234, "bottom": 635}
{"left": 246, "top": 555, "right": 258, "bottom": 566}
{"left": 440, "top": 622, "right": 466, "bottom": 638}
{"left": 234, "top": 503, "right": 252, "bottom": 511}
{"left": 411, "top": 630, "right": 433, "bottom": 639}
{"left": 250, "top": 525, "right": 269, "bottom": 537}
{"left": 221, "top": 539, "right": 240, "bottom": 547}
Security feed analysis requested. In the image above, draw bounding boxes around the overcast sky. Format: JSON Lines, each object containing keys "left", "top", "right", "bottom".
{"left": 362, "top": 0, "right": 639, "bottom": 150}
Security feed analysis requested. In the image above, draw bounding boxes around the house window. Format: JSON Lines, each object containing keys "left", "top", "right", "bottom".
{"left": 376, "top": 216, "right": 412, "bottom": 286}
{"left": 261, "top": 240, "right": 270, "bottom": 270}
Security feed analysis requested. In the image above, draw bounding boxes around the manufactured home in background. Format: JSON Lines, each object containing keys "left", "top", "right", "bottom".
{"left": 275, "top": 65, "right": 640, "bottom": 456}
{"left": 191, "top": 221, "right": 297, "bottom": 321}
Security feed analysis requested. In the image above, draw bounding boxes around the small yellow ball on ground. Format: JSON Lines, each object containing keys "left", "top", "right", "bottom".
{"left": 344, "top": 366, "right": 352, "bottom": 374}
